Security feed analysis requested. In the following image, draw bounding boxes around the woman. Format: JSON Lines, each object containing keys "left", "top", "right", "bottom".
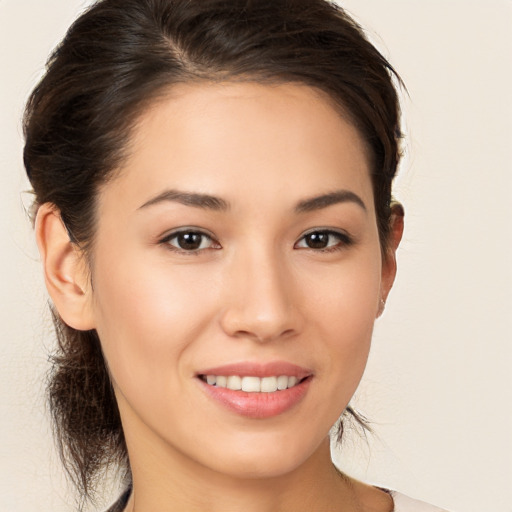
{"left": 24, "top": 0, "right": 449, "bottom": 510}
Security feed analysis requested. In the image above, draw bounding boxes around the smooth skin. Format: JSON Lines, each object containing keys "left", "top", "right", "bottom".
{"left": 36, "top": 82, "right": 403, "bottom": 512}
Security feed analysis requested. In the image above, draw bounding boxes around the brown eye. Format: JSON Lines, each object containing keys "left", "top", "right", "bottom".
{"left": 176, "top": 232, "right": 204, "bottom": 250}
{"left": 295, "top": 230, "right": 352, "bottom": 251}
{"left": 304, "top": 232, "right": 330, "bottom": 249}
{"left": 163, "top": 230, "right": 218, "bottom": 252}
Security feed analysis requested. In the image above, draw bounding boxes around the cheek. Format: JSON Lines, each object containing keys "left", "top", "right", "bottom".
{"left": 305, "top": 245, "right": 381, "bottom": 326}
{"left": 90, "top": 249, "right": 219, "bottom": 393}
{"left": 304, "top": 250, "right": 381, "bottom": 393}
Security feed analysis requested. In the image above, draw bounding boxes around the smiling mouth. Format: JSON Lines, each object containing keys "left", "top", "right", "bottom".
{"left": 198, "top": 374, "right": 308, "bottom": 393}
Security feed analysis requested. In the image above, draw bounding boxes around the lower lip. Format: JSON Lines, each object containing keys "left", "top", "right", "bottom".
{"left": 198, "top": 377, "right": 312, "bottom": 419}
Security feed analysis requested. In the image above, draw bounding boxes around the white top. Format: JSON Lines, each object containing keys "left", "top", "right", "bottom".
{"left": 391, "top": 491, "right": 450, "bottom": 512}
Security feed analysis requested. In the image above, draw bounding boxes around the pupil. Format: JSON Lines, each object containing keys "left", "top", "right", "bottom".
{"left": 178, "top": 232, "right": 202, "bottom": 250}
{"left": 306, "top": 232, "right": 328, "bottom": 249}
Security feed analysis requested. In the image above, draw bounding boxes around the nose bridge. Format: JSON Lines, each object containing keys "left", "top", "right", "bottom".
{"left": 220, "top": 242, "right": 300, "bottom": 341}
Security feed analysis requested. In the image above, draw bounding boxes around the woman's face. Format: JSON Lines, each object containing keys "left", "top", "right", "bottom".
{"left": 86, "top": 82, "right": 395, "bottom": 478}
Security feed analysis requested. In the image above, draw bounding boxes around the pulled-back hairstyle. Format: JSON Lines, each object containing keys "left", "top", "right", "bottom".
{"left": 23, "top": 0, "right": 402, "bottom": 507}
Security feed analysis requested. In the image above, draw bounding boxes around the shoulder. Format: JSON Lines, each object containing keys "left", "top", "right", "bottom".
{"left": 105, "top": 487, "right": 131, "bottom": 512}
{"left": 390, "top": 491, "right": 452, "bottom": 512}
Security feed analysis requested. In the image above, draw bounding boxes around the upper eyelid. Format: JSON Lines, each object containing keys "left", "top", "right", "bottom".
{"left": 159, "top": 229, "right": 221, "bottom": 255}
{"left": 157, "top": 226, "right": 352, "bottom": 246}
{"left": 159, "top": 226, "right": 217, "bottom": 241}
{"left": 294, "top": 228, "right": 354, "bottom": 249}
{"left": 298, "top": 227, "right": 351, "bottom": 238}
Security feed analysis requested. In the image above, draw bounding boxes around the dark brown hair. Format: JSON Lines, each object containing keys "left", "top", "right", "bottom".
{"left": 23, "top": 0, "right": 403, "bottom": 507}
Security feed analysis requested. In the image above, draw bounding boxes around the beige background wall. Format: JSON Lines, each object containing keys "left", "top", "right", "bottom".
{"left": 1, "top": 1, "right": 511, "bottom": 511}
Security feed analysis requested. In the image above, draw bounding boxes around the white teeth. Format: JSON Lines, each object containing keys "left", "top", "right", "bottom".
{"left": 216, "top": 375, "right": 227, "bottom": 388}
{"left": 288, "top": 376, "right": 298, "bottom": 387}
{"left": 203, "top": 374, "right": 303, "bottom": 392}
{"left": 277, "top": 375, "right": 288, "bottom": 390}
{"left": 242, "top": 376, "right": 261, "bottom": 392}
{"left": 261, "top": 376, "right": 278, "bottom": 392}
{"left": 227, "top": 375, "right": 242, "bottom": 390}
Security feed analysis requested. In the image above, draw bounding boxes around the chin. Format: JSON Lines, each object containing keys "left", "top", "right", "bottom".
{"left": 188, "top": 427, "right": 329, "bottom": 481}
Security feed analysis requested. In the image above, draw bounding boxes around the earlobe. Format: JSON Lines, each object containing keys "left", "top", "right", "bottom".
{"left": 378, "top": 202, "right": 404, "bottom": 314}
{"left": 35, "top": 203, "right": 95, "bottom": 331}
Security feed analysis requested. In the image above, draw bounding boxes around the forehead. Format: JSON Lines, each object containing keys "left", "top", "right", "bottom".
{"left": 103, "top": 81, "right": 373, "bottom": 212}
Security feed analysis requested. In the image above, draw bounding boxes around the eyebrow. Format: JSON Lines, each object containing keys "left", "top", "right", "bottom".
{"left": 295, "top": 190, "right": 367, "bottom": 213}
{"left": 138, "top": 189, "right": 230, "bottom": 211}
{"left": 138, "top": 188, "right": 366, "bottom": 214}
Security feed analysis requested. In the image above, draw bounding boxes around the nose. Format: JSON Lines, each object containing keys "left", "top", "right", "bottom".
{"left": 219, "top": 246, "right": 303, "bottom": 343}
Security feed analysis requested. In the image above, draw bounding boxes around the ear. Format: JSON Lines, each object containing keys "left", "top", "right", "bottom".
{"left": 35, "top": 203, "right": 95, "bottom": 330}
{"left": 378, "top": 202, "right": 404, "bottom": 316}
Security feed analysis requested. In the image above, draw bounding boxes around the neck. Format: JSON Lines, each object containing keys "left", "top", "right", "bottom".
{"left": 124, "top": 434, "right": 357, "bottom": 512}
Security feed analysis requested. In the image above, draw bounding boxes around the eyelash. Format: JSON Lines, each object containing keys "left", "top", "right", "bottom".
{"left": 159, "top": 229, "right": 220, "bottom": 255}
{"left": 159, "top": 228, "right": 353, "bottom": 254}
{"left": 294, "top": 229, "right": 353, "bottom": 253}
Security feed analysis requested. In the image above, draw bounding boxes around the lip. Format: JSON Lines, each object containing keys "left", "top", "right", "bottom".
{"left": 196, "top": 361, "right": 313, "bottom": 419}
{"left": 197, "top": 361, "right": 313, "bottom": 380}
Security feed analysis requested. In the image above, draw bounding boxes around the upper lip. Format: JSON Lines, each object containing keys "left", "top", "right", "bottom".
{"left": 196, "top": 361, "right": 313, "bottom": 380}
